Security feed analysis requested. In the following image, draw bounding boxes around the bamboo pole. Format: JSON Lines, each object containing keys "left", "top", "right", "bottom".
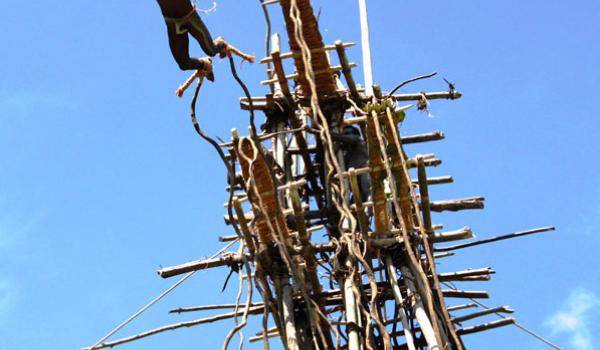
{"left": 358, "top": 0, "right": 374, "bottom": 96}
{"left": 416, "top": 154, "right": 463, "bottom": 350}
{"left": 385, "top": 256, "right": 416, "bottom": 350}
{"left": 342, "top": 260, "right": 361, "bottom": 350}
{"left": 399, "top": 266, "right": 440, "bottom": 350}
{"left": 271, "top": 32, "right": 293, "bottom": 98}
{"left": 280, "top": 277, "right": 300, "bottom": 350}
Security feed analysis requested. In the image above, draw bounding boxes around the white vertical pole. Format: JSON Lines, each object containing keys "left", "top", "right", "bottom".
{"left": 343, "top": 260, "right": 361, "bottom": 350}
{"left": 358, "top": 0, "right": 374, "bottom": 97}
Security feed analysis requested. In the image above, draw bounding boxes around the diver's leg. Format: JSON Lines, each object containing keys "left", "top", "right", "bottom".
{"left": 187, "top": 12, "right": 226, "bottom": 57}
{"left": 166, "top": 25, "right": 212, "bottom": 74}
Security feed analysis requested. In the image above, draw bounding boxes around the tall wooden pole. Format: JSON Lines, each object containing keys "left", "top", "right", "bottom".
{"left": 358, "top": 0, "right": 374, "bottom": 97}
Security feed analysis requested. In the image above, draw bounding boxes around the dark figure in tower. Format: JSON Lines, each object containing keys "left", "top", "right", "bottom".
{"left": 334, "top": 125, "right": 371, "bottom": 203}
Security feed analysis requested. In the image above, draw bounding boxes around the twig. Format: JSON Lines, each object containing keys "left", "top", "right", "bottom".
{"left": 386, "top": 72, "right": 437, "bottom": 97}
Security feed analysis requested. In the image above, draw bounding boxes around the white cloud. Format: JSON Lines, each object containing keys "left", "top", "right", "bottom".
{"left": 544, "top": 287, "right": 600, "bottom": 350}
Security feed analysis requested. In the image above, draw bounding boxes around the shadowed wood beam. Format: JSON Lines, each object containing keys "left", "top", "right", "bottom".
{"left": 429, "top": 197, "right": 484, "bottom": 212}
{"left": 442, "top": 290, "right": 489, "bottom": 299}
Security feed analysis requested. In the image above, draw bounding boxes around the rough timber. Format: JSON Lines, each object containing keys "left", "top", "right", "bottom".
{"left": 85, "top": 1, "right": 555, "bottom": 350}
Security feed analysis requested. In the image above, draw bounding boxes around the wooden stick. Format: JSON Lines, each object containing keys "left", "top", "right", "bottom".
{"left": 279, "top": 277, "right": 300, "bottom": 350}
{"left": 442, "top": 290, "right": 489, "bottom": 299}
{"left": 249, "top": 331, "right": 280, "bottom": 343}
{"left": 429, "top": 197, "right": 484, "bottom": 212}
{"left": 288, "top": 183, "right": 321, "bottom": 293}
{"left": 218, "top": 235, "right": 239, "bottom": 242}
{"left": 401, "top": 131, "right": 445, "bottom": 144}
{"left": 456, "top": 318, "right": 516, "bottom": 336}
{"left": 431, "top": 252, "right": 455, "bottom": 260}
{"left": 452, "top": 306, "right": 514, "bottom": 324}
{"left": 82, "top": 306, "right": 264, "bottom": 350}
{"left": 169, "top": 303, "right": 264, "bottom": 314}
{"left": 434, "top": 226, "right": 556, "bottom": 252}
{"left": 348, "top": 168, "right": 370, "bottom": 236}
{"left": 447, "top": 303, "right": 478, "bottom": 312}
{"left": 342, "top": 104, "right": 412, "bottom": 125}
{"left": 417, "top": 156, "right": 434, "bottom": 234}
{"left": 335, "top": 40, "right": 361, "bottom": 103}
{"left": 430, "top": 227, "right": 474, "bottom": 243}
{"left": 233, "top": 199, "right": 256, "bottom": 254}
{"left": 392, "top": 91, "right": 462, "bottom": 101}
{"left": 411, "top": 176, "right": 454, "bottom": 186}
{"left": 437, "top": 268, "right": 495, "bottom": 282}
{"left": 157, "top": 253, "right": 246, "bottom": 278}
{"left": 271, "top": 33, "right": 292, "bottom": 97}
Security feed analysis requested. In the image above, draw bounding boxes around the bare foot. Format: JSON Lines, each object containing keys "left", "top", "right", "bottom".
{"left": 199, "top": 57, "right": 214, "bottom": 81}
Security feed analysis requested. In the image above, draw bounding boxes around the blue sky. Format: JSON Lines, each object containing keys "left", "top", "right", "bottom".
{"left": 1, "top": 1, "right": 599, "bottom": 349}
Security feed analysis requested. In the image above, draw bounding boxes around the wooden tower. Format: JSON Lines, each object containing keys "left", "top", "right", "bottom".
{"left": 85, "top": 1, "right": 555, "bottom": 350}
